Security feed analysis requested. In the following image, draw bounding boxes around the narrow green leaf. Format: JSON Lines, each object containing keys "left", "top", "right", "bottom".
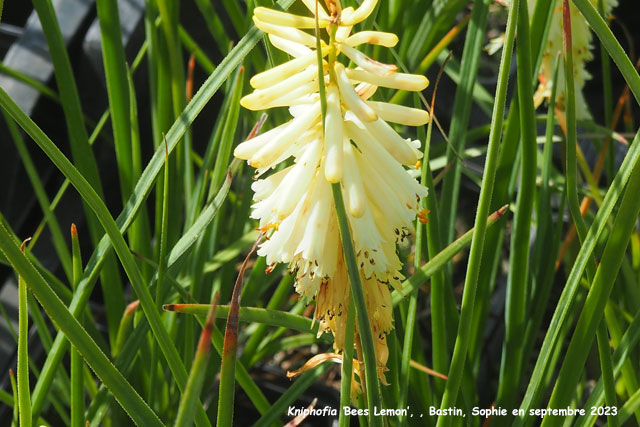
{"left": 70, "top": 225, "right": 85, "bottom": 427}
{"left": 617, "top": 383, "right": 640, "bottom": 425}
{"left": 6, "top": 7, "right": 276, "bottom": 417}
{"left": 217, "top": 238, "right": 260, "bottom": 427}
{"left": 18, "top": 241, "right": 31, "bottom": 427}
{"left": 541, "top": 147, "right": 640, "bottom": 427}
{"left": 95, "top": 0, "right": 133, "bottom": 198}
{"left": 210, "top": 67, "right": 244, "bottom": 193}
{"left": 496, "top": 0, "right": 538, "bottom": 409}
{"left": 30, "top": 0, "right": 104, "bottom": 193}
{"left": 32, "top": 0, "right": 125, "bottom": 343}
{"left": 178, "top": 26, "right": 216, "bottom": 74}
{"left": 338, "top": 293, "right": 356, "bottom": 427}
{"left": 3, "top": 111, "right": 72, "bottom": 280}
{"left": 468, "top": 0, "right": 555, "bottom": 378}
{"left": 439, "top": 0, "right": 491, "bottom": 246}
{"left": 175, "top": 294, "right": 219, "bottom": 427}
{"left": 10, "top": 369, "right": 17, "bottom": 426}
{"left": 574, "top": 305, "right": 640, "bottom": 426}
{"left": 0, "top": 222, "right": 162, "bottom": 426}
{"left": 0, "top": 64, "right": 58, "bottom": 101}
{"left": 126, "top": 62, "right": 154, "bottom": 282}
{"left": 436, "top": 0, "right": 519, "bottom": 423}
{"left": 603, "top": 304, "right": 640, "bottom": 424}
{"left": 113, "top": 301, "right": 140, "bottom": 359}
{"left": 166, "top": 304, "right": 316, "bottom": 334}
{"left": 522, "top": 57, "right": 563, "bottom": 372}
{"left": 400, "top": 66, "right": 440, "bottom": 417}
{"left": 0, "top": 86, "right": 210, "bottom": 427}
{"left": 156, "top": 0, "right": 194, "bottom": 218}
{"left": 148, "top": 139, "right": 172, "bottom": 408}
{"left": 571, "top": 0, "right": 640, "bottom": 105}
{"left": 191, "top": 0, "right": 230, "bottom": 52}
{"left": 516, "top": 129, "right": 640, "bottom": 426}
{"left": 203, "top": 230, "right": 261, "bottom": 273}
{"left": 595, "top": 322, "right": 618, "bottom": 427}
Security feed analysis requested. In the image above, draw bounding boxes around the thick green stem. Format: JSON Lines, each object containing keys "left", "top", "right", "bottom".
{"left": 338, "top": 293, "right": 356, "bottom": 427}
{"left": 332, "top": 185, "right": 382, "bottom": 427}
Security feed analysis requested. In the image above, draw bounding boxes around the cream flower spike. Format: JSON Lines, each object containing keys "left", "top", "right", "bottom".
{"left": 234, "top": 0, "right": 429, "bottom": 387}
{"left": 531, "top": 0, "right": 617, "bottom": 119}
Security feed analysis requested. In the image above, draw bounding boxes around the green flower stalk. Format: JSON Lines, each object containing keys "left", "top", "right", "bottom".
{"left": 235, "top": 0, "right": 429, "bottom": 383}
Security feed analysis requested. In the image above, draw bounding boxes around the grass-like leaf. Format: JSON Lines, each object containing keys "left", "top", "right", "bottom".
{"left": 0, "top": 221, "right": 162, "bottom": 425}
{"left": 436, "top": 0, "right": 520, "bottom": 423}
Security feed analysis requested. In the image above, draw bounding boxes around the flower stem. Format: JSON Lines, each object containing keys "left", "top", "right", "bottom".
{"left": 338, "top": 292, "right": 356, "bottom": 427}
{"left": 314, "top": 4, "right": 328, "bottom": 123}
{"left": 314, "top": 7, "right": 381, "bottom": 424}
{"left": 332, "top": 184, "right": 382, "bottom": 427}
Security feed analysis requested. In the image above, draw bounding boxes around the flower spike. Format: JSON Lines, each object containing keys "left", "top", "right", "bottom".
{"left": 235, "top": 0, "right": 429, "bottom": 387}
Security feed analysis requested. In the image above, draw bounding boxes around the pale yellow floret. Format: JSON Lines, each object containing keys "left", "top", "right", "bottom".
{"left": 341, "top": 0, "right": 378, "bottom": 26}
{"left": 344, "top": 31, "right": 398, "bottom": 48}
{"left": 274, "top": 139, "right": 323, "bottom": 219}
{"left": 276, "top": 81, "right": 322, "bottom": 107}
{"left": 355, "top": 153, "right": 411, "bottom": 234}
{"left": 363, "top": 166, "right": 417, "bottom": 228}
{"left": 348, "top": 209, "right": 391, "bottom": 277}
{"left": 355, "top": 82, "right": 377, "bottom": 100}
{"left": 268, "top": 34, "right": 313, "bottom": 57}
{"left": 335, "top": 11, "right": 354, "bottom": 43}
{"left": 241, "top": 65, "right": 323, "bottom": 110}
{"left": 345, "top": 118, "right": 421, "bottom": 166}
{"left": 339, "top": 43, "right": 397, "bottom": 76}
{"left": 250, "top": 50, "right": 328, "bottom": 89}
{"left": 324, "top": 84, "right": 344, "bottom": 183}
{"left": 244, "top": 80, "right": 321, "bottom": 110}
{"left": 295, "top": 174, "right": 339, "bottom": 275}
{"left": 342, "top": 140, "right": 366, "bottom": 218}
{"left": 257, "top": 201, "right": 305, "bottom": 271}
{"left": 354, "top": 121, "right": 427, "bottom": 202}
{"left": 366, "top": 101, "right": 430, "bottom": 126}
{"left": 253, "top": 16, "right": 320, "bottom": 48}
{"left": 346, "top": 68, "right": 429, "bottom": 92}
{"left": 254, "top": 6, "right": 329, "bottom": 29}
{"left": 234, "top": 121, "right": 289, "bottom": 160}
{"left": 250, "top": 102, "right": 321, "bottom": 168}
{"left": 250, "top": 165, "right": 290, "bottom": 202}
{"left": 299, "top": 0, "right": 330, "bottom": 20}
{"left": 335, "top": 63, "right": 378, "bottom": 122}
{"left": 340, "top": 7, "right": 354, "bottom": 26}
{"left": 252, "top": 128, "right": 320, "bottom": 175}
